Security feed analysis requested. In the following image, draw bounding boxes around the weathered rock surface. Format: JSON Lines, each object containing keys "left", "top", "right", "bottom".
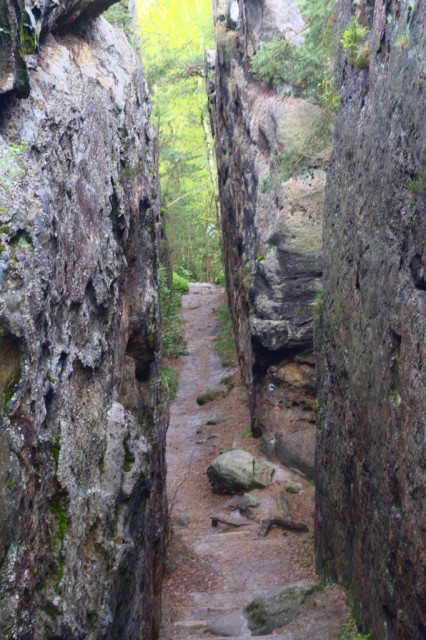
{"left": 0, "top": 11, "right": 166, "bottom": 640}
{"left": 208, "top": 0, "right": 326, "bottom": 478}
{"left": 0, "top": 0, "right": 117, "bottom": 97}
{"left": 317, "top": 0, "right": 426, "bottom": 638}
{"left": 207, "top": 449, "right": 274, "bottom": 493}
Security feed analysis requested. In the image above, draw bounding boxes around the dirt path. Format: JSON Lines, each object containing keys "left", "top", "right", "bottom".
{"left": 160, "top": 284, "right": 351, "bottom": 640}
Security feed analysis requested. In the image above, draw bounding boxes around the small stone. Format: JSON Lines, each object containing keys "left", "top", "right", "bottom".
{"left": 196, "top": 384, "right": 230, "bottom": 405}
{"left": 238, "top": 493, "right": 261, "bottom": 511}
{"left": 285, "top": 485, "right": 300, "bottom": 495}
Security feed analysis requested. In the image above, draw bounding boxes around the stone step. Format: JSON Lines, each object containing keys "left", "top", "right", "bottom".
{"left": 171, "top": 619, "right": 290, "bottom": 639}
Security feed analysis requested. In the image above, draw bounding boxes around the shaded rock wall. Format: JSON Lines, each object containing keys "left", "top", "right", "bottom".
{"left": 0, "top": 9, "right": 166, "bottom": 640}
{"left": 208, "top": 0, "right": 326, "bottom": 477}
{"left": 316, "top": 0, "right": 426, "bottom": 637}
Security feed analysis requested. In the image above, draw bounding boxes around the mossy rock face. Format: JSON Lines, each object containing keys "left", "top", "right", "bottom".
{"left": 0, "top": 2, "right": 31, "bottom": 97}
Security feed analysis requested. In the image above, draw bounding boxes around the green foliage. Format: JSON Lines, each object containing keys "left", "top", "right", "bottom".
{"left": 313, "top": 290, "right": 325, "bottom": 315}
{"left": 340, "top": 18, "right": 370, "bottom": 67}
{"left": 160, "top": 266, "right": 187, "bottom": 401}
{"left": 214, "top": 269, "right": 226, "bottom": 286}
{"left": 214, "top": 303, "right": 237, "bottom": 367}
{"left": 49, "top": 495, "right": 69, "bottom": 589}
{"left": 138, "top": 0, "right": 222, "bottom": 282}
{"left": 408, "top": 171, "right": 426, "bottom": 199}
{"left": 337, "top": 618, "right": 371, "bottom": 640}
{"left": 14, "top": 232, "right": 34, "bottom": 251}
{"left": 259, "top": 173, "right": 275, "bottom": 193}
{"left": 240, "top": 427, "right": 251, "bottom": 439}
{"left": 250, "top": 38, "right": 292, "bottom": 87}
{"left": 160, "top": 266, "right": 187, "bottom": 360}
{"left": 20, "top": 21, "right": 37, "bottom": 55}
{"left": 0, "top": 141, "right": 27, "bottom": 191}
{"left": 52, "top": 434, "right": 61, "bottom": 466}
{"left": 51, "top": 500, "right": 68, "bottom": 543}
{"left": 245, "top": 601, "right": 268, "bottom": 629}
{"left": 251, "top": 0, "right": 339, "bottom": 183}
{"left": 172, "top": 272, "right": 190, "bottom": 294}
{"left": 276, "top": 147, "right": 306, "bottom": 182}
{"left": 250, "top": 0, "right": 335, "bottom": 101}
{"left": 123, "top": 442, "right": 135, "bottom": 472}
{"left": 162, "top": 364, "right": 179, "bottom": 400}
{"left": 275, "top": 83, "right": 337, "bottom": 181}
{"left": 104, "top": 0, "right": 137, "bottom": 48}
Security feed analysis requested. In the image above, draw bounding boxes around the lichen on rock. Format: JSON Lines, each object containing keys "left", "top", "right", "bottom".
{"left": 0, "top": 10, "right": 166, "bottom": 640}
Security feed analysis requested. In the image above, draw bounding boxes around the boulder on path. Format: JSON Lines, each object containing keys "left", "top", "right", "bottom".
{"left": 244, "top": 580, "right": 319, "bottom": 635}
{"left": 207, "top": 450, "right": 274, "bottom": 493}
{"left": 196, "top": 384, "right": 230, "bottom": 405}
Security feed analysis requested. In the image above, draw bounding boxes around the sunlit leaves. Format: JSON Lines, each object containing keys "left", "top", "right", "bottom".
{"left": 137, "top": 0, "right": 220, "bottom": 281}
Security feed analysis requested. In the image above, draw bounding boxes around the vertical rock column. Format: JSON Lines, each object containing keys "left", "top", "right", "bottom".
{"left": 0, "top": 7, "right": 166, "bottom": 640}
{"left": 317, "top": 0, "right": 426, "bottom": 637}
{"left": 208, "top": 0, "right": 327, "bottom": 477}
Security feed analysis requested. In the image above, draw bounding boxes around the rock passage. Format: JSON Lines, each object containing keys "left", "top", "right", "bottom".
{"left": 160, "top": 284, "right": 350, "bottom": 639}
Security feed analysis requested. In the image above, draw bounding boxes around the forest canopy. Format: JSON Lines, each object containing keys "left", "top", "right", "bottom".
{"left": 137, "top": 0, "right": 221, "bottom": 283}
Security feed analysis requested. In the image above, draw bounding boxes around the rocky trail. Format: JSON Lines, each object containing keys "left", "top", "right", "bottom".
{"left": 160, "top": 284, "right": 351, "bottom": 640}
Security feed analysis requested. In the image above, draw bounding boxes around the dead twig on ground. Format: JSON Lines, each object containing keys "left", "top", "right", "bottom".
{"left": 258, "top": 517, "right": 309, "bottom": 537}
{"left": 211, "top": 516, "right": 255, "bottom": 528}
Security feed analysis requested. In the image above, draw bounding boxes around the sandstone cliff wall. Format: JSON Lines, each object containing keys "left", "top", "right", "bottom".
{"left": 0, "top": 7, "right": 166, "bottom": 639}
{"left": 208, "top": 0, "right": 326, "bottom": 477}
{"left": 316, "top": 0, "right": 426, "bottom": 637}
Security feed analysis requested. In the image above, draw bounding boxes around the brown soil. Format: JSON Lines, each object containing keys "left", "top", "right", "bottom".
{"left": 159, "top": 284, "right": 351, "bottom": 640}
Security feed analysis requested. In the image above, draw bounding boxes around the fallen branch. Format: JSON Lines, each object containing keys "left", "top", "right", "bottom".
{"left": 211, "top": 516, "right": 254, "bottom": 528}
{"left": 258, "top": 517, "right": 309, "bottom": 537}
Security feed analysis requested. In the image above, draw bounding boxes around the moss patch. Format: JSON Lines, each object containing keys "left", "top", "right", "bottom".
{"left": 52, "top": 434, "right": 61, "bottom": 466}
{"left": 123, "top": 441, "right": 135, "bottom": 472}
{"left": 51, "top": 499, "right": 68, "bottom": 542}
{"left": 19, "top": 22, "right": 36, "bottom": 55}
